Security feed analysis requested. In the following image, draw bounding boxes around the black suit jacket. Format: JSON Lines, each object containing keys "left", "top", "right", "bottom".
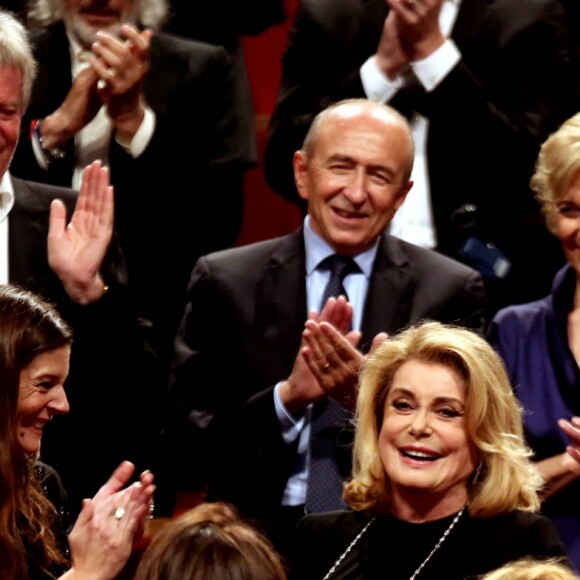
{"left": 162, "top": 0, "right": 286, "bottom": 165}
{"left": 10, "top": 23, "right": 245, "bottom": 370}
{"left": 264, "top": 0, "right": 576, "bottom": 306}
{"left": 163, "top": 227, "right": 485, "bottom": 528}
{"left": 9, "top": 176, "right": 161, "bottom": 515}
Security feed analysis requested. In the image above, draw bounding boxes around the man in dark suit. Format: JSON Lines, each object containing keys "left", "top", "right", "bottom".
{"left": 11, "top": 0, "right": 245, "bottom": 373}
{"left": 0, "top": 8, "right": 159, "bottom": 515}
{"left": 264, "top": 0, "right": 578, "bottom": 313}
{"left": 162, "top": 99, "right": 486, "bottom": 551}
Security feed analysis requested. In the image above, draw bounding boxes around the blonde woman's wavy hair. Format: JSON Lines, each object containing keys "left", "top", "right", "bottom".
{"left": 344, "top": 321, "right": 543, "bottom": 518}
{"left": 481, "top": 558, "right": 578, "bottom": 580}
{"left": 530, "top": 112, "right": 580, "bottom": 234}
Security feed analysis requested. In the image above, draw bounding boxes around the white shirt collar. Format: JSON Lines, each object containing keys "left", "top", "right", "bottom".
{"left": 0, "top": 171, "right": 14, "bottom": 284}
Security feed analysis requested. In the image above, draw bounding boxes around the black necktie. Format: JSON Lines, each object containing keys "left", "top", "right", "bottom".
{"left": 305, "top": 255, "right": 358, "bottom": 513}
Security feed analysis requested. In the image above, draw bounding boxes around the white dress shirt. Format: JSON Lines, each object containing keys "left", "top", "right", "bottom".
{"left": 31, "top": 31, "right": 156, "bottom": 191}
{"left": 0, "top": 172, "right": 15, "bottom": 283}
{"left": 360, "top": 0, "right": 461, "bottom": 248}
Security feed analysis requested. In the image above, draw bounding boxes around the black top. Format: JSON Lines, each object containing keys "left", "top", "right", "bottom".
{"left": 28, "top": 462, "right": 72, "bottom": 580}
{"left": 289, "top": 509, "right": 567, "bottom": 580}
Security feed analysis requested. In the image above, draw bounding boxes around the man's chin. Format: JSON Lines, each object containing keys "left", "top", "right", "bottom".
{"left": 65, "top": 15, "right": 121, "bottom": 48}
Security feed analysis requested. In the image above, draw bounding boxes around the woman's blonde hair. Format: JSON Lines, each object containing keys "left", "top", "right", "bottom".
{"left": 530, "top": 112, "right": 580, "bottom": 234}
{"left": 344, "top": 321, "right": 543, "bottom": 518}
{"left": 481, "top": 558, "right": 577, "bottom": 580}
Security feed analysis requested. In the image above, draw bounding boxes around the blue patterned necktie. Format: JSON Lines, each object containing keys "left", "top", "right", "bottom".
{"left": 306, "top": 255, "right": 359, "bottom": 513}
{"left": 318, "top": 254, "right": 358, "bottom": 311}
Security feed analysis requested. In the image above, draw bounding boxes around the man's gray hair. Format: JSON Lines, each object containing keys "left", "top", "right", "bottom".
{"left": 28, "top": 0, "right": 169, "bottom": 29}
{"left": 0, "top": 9, "right": 37, "bottom": 110}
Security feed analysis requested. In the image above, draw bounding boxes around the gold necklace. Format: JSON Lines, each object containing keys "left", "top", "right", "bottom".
{"left": 322, "top": 507, "right": 465, "bottom": 580}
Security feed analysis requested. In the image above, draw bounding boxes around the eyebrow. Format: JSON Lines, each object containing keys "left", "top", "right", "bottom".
{"left": 388, "top": 388, "right": 464, "bottom": 407}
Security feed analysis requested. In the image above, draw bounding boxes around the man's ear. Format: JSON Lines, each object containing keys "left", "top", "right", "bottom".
{"left": 293, "top": 150, "right": 310, "bottom": 202}
{"left": 393, "top": 180, "right": 414, "bottom": 211}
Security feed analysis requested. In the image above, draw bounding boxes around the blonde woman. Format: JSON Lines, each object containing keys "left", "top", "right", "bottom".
{"left": 290, "top": 321, "right": 566, "bottom": 579}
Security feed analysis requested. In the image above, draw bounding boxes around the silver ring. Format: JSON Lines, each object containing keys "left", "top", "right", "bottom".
{"left": 111, "top": 506, "right": 125, "bottom": 520}
{"left": 147, "top": 501, "right": 155, "bottom": 520}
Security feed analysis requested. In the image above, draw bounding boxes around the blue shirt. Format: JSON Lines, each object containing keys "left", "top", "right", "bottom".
{"left": 274, "top": 216, "right": 378, "bottom": 506}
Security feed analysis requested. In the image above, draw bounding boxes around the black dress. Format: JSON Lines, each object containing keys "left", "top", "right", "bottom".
{"left": 289, "top": 509, "right": 567, "bottom": 580}
{"left": 27, "top": 461, "right": 72, "bottom": 580}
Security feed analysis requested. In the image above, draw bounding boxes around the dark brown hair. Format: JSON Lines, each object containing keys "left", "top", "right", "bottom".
{"left": 0, "top": 284, "right": 72, "bottom": 579}
{"left": 135, "top": 502, "right": 287, "bottom": 580}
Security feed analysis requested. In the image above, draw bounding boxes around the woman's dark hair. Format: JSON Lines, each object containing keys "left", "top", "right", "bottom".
{"left": 0, "top": 284, "right": 72, "bottom": 579}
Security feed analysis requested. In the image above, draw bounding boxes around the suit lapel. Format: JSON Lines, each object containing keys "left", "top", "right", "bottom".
{"left": 256, "top": 229, "right": 308, "bottom": 374}
{"left": 8, "top": 178, "right": 53, "bottom": 286}
{"left": 360, "top": 235, "right": 416, "bottom": 352}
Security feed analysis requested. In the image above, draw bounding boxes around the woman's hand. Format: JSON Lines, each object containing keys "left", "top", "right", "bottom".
{"left": 60, "top": 461, "right": 155, "bottom": 580}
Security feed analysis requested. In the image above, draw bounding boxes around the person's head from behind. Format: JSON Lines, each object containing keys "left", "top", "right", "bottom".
{"left": 345, "top": 321, "right": 542, "bottom": 519}
{"left": 0, "top": 284, "right": 72, "bottom": 578}
{"left": 293, "top": 98, "right": 414, "bottom": 257}
{"left": 480, "top": 558, "right": 578, "bottom": 580}
{"left": 0, "top": 9, "right": 37, "bottom": 179}
{"left": 530, "top": 112, "right": 580, "bottom": 274}
{"left": 135, "top": 502, "right": 286, "bottom": 580}
{"left": 28, "top": 0, "right": 169, "bottom": 47}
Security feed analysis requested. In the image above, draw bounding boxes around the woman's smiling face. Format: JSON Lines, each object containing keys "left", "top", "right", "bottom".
{"left": 379, "top": 359, "right": 478, "bottom": 514}
{"left": 16, "top": 346, "right": 71, "bottom": 455}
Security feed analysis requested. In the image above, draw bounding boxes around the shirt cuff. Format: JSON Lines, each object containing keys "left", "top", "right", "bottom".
{"left": 411, "top": 39, "right": 461, "bottom": 92}
{"left": 114, "top": 106, "right": 156, "bottom": 157}
{"left": 274, "top": 382, "right": 306, "bottom": 444}
{"left": 360, "top": 55, "right": 404, "bottom": 103}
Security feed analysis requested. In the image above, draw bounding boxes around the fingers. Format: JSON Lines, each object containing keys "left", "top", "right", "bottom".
{"left": 92, "top": 460, "right": 136, "bottom": 502}
{"left": 91, "top": 26, "right": 150, "bottom": 85}
{"left": 370, "top": 332, "right": 389, "bottom": 353}
{"left": 559, "top": 418, "right": 580, "bottom": 445}
{"left": 74, "top": 498, "right": 95, "bottom": 529}
{"left": 303, "top": 321, "right": 362, "bottom": 371}
{"left": 319, "top": 296, "right": 354, "bottom": 333}
{"left": 76, "top": 160, "right": 113, "bottom": 234}
{"left": 48, "top": 198, "right": 67, "bottom": 241}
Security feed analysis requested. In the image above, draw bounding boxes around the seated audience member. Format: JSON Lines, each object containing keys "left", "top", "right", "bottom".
{"left": 0, "top": 283, "right": 155, "bottom": 580}
{"left": 481, "top": 558, "right": 578, "bottom": 580}
{"left": 0, "top": 9, "right": 160, "bottom": 515}
{"left": 489, "top": 112, "right": 580, "bottom": 571}
{"left": 289, "top": 321, "right": 567, "bottom": 580}
{"left": 134, "top": 502, "right": 286, "bottom": 579}
{"left": 12, "top": 0, "right": 245, "bottom": 372}
{"left": 264, "top": 0, "right": 578, "bottom": 313}
{"left": 161, "top": 99, "right": 486, "bottom": 549}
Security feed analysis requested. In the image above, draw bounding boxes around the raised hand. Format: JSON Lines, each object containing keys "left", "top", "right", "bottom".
{"left": 279, "top": 297, "right": 356, "bottom": 414}
{"left": 91, "top": 25, "right": 152, "bottom": 144}
{"left": 559, "top": 417, "right": 580, "bottom": 472}
{"left": 385, "top": 0, "right": 446, "bottom": 62}
{"left": 47, "top": 160, "right": 113, "bottom": 304}
{"left": 40, "top": 67, "right": 101, "bottom": 150}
